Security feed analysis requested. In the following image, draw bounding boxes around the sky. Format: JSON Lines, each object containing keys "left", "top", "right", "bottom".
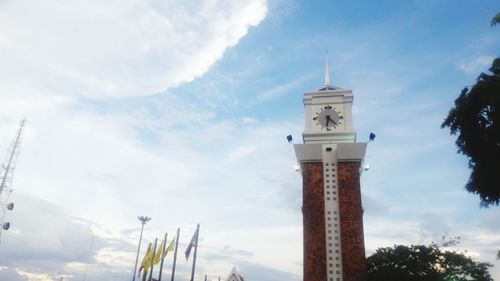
{"left": 0, "top": 0, "right": 499, "bottom": 281}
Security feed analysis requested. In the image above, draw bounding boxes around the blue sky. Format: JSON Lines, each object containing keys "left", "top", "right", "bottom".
{"left": 0, "top": 1, "right": 499, "bottom": 281}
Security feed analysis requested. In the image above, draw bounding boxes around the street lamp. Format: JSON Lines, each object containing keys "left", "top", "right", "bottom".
{"left": 132, "top": 216, "right": 151, "bottom": 281}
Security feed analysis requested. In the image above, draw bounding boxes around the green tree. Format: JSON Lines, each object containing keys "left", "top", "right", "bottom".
{"left": 491, "top": 12, "right": 500, "bottom": 26}
{"left": 441, "top": 58, "right": 500, "bottom": 206}
{"left": 367, "top": 244, "right": 493, "bottom": 281}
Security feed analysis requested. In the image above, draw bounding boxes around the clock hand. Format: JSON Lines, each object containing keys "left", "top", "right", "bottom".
{"left": 326, "top": 115, "right": 336, "bottom": 125}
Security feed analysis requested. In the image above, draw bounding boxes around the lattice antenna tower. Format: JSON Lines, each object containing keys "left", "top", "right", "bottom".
{"left": 0, "top": 119, "right": 26, "bottom": 241}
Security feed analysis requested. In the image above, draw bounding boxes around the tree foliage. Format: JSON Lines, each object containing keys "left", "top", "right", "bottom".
{"left": 367, "top": 244, "right": 493, "bottom": 281}
{"left": 441, "top": 58, "right": 500, "bottom": 206}
{"left": 491, "top": 12, "right": 500, "bottom": 26}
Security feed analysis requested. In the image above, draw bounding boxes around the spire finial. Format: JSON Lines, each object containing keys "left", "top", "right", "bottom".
{"left": 324, "top": 49, "right": 331, "bottom": 86}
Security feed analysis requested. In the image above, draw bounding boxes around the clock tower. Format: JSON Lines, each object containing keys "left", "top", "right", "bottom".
{"left": 294, "top": 58, "right": 368, "bottom": 281}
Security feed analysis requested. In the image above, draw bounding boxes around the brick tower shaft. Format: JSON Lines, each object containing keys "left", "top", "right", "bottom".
{"left": 295, "top": 143, "right": 368, "bottom": 281}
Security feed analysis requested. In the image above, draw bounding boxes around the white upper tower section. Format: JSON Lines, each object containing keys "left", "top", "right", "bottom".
{"left": 302, "top": 55, "right": 356, "bottom": 144}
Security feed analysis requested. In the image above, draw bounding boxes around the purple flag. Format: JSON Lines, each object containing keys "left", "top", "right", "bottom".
{"left": 184, "top": 227, "right": 199, "bottom": 261}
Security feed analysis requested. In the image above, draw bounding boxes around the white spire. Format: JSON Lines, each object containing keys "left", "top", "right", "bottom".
{"left": 324, "top": 50, "right": 331, "bottom": 86}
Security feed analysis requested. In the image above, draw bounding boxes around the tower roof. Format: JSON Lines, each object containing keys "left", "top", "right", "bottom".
{"left": 324, "top": 51, "right": 331, "bottom": 86}
{"left": 317, "top": 51, "right": 342, "bottom": 91}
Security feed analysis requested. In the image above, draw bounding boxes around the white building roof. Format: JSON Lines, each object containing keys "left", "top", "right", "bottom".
{"left": 224, "top": 267, "right": 245, "bottom": 281}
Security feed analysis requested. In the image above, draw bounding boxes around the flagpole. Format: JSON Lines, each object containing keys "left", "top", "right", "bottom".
{"left": 158, "top": 232, "right": 168, "bottom": 281}
{"left": 82, "top": 235, "right": 94, "bottom": 281}
{"left": 148, "top": 238, "right": 158, "bottom": 281}
{"left": 139, "top": 243, "right": 152, "bottom": 281}
{"left": 170, "top": 228, "right": 180, "bottom": 281}
{"left": 189, "top": 224, "right": 200, "bottom": 281}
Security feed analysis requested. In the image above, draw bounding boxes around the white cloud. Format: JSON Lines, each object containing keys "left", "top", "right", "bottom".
{"left": 0, "top": 0, "right": 268, "bottom": 99}
{"left": 0, "top": 267, "right": 27, "bottom": 281}
{"left": 0, "top": 96, "right": 303, "bottom": 280}
{"left": 458, "top": 55, "right": 496, "bottom": 75}
{"left": 242, "top": 117, "right": 259, "bottom": 124}
{"left": 253, "top": 72, "right": 315, "bottom": 104}
{"left": 0, "top": 193, "right": 132, "bottom": 281}
{"left": 0, "top": 1, "right": 281, "bottom": 279}
{"left": 227, "top": 144, "right": 257, "bottom": 161}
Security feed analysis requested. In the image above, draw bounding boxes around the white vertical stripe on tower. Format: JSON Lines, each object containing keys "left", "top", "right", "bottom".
{"left": 322, "top": 144, "right": 343, "bottom": 281}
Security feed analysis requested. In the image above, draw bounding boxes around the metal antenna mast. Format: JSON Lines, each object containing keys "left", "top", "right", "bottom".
{"left": 0, "top": 119, "right": 26, "bottom": 242}
{"left": 132, "top": 216, "right": 151, "bottom": 281}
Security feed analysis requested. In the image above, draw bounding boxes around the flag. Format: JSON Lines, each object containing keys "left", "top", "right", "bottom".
{"left": 138, "top": 243, "right": 153, "bottom": 276}
{"left": 153, "top": 239, "right": 165, "bottom": 265}
{"left": 369, "top": 132, "right": 376, "bottom": 141}
{"left": 185, "top": 227, "right": 199, "bottom": 261}
{"left": 162, "top": 237, "right": 176, "bottom": 259}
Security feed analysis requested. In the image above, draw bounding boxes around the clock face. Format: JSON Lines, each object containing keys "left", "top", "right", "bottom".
{"left": 313, "top": 105, "right": 343, "bottom": 131}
